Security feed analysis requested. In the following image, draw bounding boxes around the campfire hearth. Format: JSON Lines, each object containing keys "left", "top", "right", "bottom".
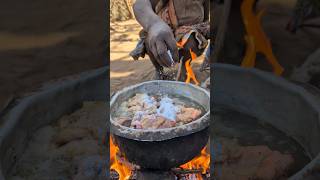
{"left": 110, "top": 81, "right": 210, "bottom": 180}
{"left": 110, "top": 168, "right": 210, "bottom": 180}
{"left": 110, "top": 136, "right": 210, "bottom": 180}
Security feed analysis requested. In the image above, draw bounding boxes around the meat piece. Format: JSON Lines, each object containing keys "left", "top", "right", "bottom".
{"left": 119, "top": 101, "right": 128, "bottom": 111}
{"left": 151, "top": 116, "right": 166, "bottom": 129}
{"left": 177, "top": 107, "right": 202, "bottom": 124}
{"left": 159, "top": 121, "right": 176, "bottom": 128}
{"left": 131, "top": 120, "right": 142, "bottom": 129}
{"left": 139, "top": 115, "right": 177, "bottom": 129}
{"left": 57, "top": 139, "right": 100, "bottom": 157}
{"left": 140, "top": 119, "right": 153, "bottom": 129}
{"left": 140, "top": 115, "right": 175, "bottom": 129}
{"left": 177, "top": 113, "right": 191, "bottom": 123}
{"left": 53, "top": 128, "right": 89, "bottom": 147}
{"left": 116, "top": 93, "right": 202, "bottom": 129}
{"left": 132, "top": 111, "right": 145, "bottom": 122}
{"left": 127, "top": 94, "right": 144, "bottom": 107}
{"left": 143, "top": 105, "right": 157, "bottom": 115}
{"left": 214, "top": 137, "right": 295, "bottom": 180}
{"left": 158, "top": 117, "right": 176, "bottom": 128}
{"left": 126, "top": 94, "right": 157, "bottom": 117}
{"left": 116, "top": 117, "right": 131, "bottom": 127}
{"left": 128, "top": 105, "right": 143, "bottom": 113}
{"left": 140, "top": 115, "right": 157, "bottom": 129}
{"left": 128, "top": 94, "right": 156, "bottom": 109}
{"left": 254, "top": 150, "right": 294, "bottom": 179}
{"left": 188, "top": 108, "right": 202, "bottom": 119}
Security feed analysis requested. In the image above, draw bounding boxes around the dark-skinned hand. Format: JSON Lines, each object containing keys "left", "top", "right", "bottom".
{"left": 146, "top": 21, "right": 179, "bottom": 67}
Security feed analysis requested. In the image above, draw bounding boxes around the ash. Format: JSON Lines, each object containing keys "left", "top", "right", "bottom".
{"left": 115, "top": 93, "right": 202, "bottom": 129}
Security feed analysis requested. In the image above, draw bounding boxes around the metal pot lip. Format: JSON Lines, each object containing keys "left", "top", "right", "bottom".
{"left": 110, "top": 80, "right": 210, "bottom": 141}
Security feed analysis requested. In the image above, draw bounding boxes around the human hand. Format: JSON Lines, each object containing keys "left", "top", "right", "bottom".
{"left": 146, "top": 21, "right": 179, "bottom": 67}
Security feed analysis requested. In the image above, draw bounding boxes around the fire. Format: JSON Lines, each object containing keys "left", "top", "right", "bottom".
{"left": 177, "top": 39, "right": 200, "bottom": 85}
{"left": 180, "top": 146, "right": 210, "bottom": 179}
{"left": 185, "top": 49, "right": 200, "bottom": 85}
{"left": 110, "top": 137, "right": 132, "bottom": 180}
{"left": 110, "top": 135, "right": 210, "bottom": 180}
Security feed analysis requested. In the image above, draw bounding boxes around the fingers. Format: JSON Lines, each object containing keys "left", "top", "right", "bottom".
{"left": 146, "top": 38, "right": 166, "bottom": 67}
{"left": 164, "top": 35, "right": 179, "bottom": 63}
{"left": 150, "top": 41, "right": 166, "bottom": 67}
{"left": 156, "top": 41, "right": 173, "bottom": 67}
{"left": 146, "top": 32, "right": 179, "bottom": 67}
{"left": 146, "top": 46, "right": 163, "bottom": 71}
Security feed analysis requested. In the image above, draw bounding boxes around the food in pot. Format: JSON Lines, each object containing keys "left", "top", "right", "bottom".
{"left": 114, "top": 93, "right": 203, "bottom": 129}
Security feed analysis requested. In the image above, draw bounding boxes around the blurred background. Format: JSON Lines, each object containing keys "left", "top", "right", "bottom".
{"left": 110, "top": 0, "right": 155, "bottom": 94}
{"left": 0, "top": 0, "right": 106, "bottom": 113}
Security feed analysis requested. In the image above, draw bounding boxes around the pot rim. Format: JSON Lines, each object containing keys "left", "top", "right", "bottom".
{"left": 110, "top": 80, "right": 210, "bottom": 141}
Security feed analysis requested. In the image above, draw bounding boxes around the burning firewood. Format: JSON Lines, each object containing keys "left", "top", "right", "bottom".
{"left": 110, "top": 136, "right": 210, "bottom": 180}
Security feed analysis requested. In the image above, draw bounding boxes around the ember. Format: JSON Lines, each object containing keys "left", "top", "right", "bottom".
{"left": 180, "top": 145, "right": 210, "bottom": 179}
{"left": 110, "top": 136, "right": 210, "bottom": 180}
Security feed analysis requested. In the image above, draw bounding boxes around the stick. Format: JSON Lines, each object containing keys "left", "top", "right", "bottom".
{"left": 172, "top": 168, "right": 204, "bottom": 174}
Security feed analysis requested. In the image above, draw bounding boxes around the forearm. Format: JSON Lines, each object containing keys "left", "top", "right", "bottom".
{"left": 133, "top": 0, "right": 162, "bottom": 31}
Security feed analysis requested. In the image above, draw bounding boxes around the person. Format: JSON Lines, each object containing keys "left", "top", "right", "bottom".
{"left": 130, "top": 0, "right": 210, "bottom": 80}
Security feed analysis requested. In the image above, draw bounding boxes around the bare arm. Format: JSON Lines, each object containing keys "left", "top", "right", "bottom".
{"left": 132, "top": 0, "right": 179, "bottom": 67}
{"left": 133, "top": 0, "right": 162, "bottom": 31}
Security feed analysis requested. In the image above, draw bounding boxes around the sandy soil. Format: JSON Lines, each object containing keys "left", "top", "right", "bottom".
{"left": 0, "top": 0, "right": 106, "bottom": 112}
{"left": 110, "top": 20, "right": 154, "bottom": 94}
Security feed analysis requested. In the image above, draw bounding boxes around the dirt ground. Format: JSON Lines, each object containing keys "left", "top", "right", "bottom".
{"left": 110, "top": 20, "right": 154, "bottom": 94}
{"left": 0, "top": 0, "right": 106, "bottom": 113}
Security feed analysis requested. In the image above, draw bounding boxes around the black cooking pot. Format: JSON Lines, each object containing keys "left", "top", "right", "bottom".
{"left": 110, "top": 81, "right": 210, "bottom": 169}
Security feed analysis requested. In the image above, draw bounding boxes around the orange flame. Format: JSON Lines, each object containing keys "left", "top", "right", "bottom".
{"left": 176, "top": 39, "right": 200, "bottom": 85}
{"left": 110, "top": 137, "right": 132, "bottom": 180}
{"left": 180, "top": 146, "right": 210, "bottom": 179}
{"left": 110, "top": 135, "right": 210, "bottom": 180}
{"left": 185, "top": 49, "right": 200, "bottom": 85}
